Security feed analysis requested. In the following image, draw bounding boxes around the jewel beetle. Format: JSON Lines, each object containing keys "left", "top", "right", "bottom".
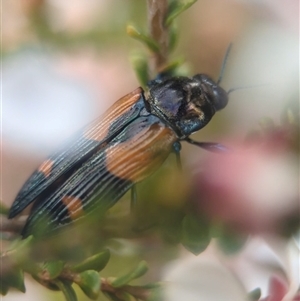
{"left": 9, "top": 68, "right": 231, "bottom": 238}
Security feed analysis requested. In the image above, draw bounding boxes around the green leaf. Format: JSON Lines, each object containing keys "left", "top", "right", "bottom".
{"left": 168, "top": 24, "right": 179, "bottom": 53}
{"left": 53, "top": 279, "right": 77, "bottom": 301}
{"left": 75, "top": 270, "right": 100, "bottom": 300}
{"left": 111, "top": 261, "right": 148, "bottom": 288}
{"left": 102, "top": 292, "right": 123, "bottom": 301}
{"left": 248, "top": 288, "right": 261, "bottom": 301}
{"left": 0, "top": 281, "right": 9, "bottom": 295}
{"left": 7, "top": 235, "right": 35, "bottom": 265}
{"left": 31, "top": 274, "right": 60, "bottom": 291}
{"left": 166, "top": 0, "right": 198, "bottom": 26}
{"left": 119, "top": 292, "right": 135, "bottom": 301}
{"left": 126, "top": 25, "right": 160, "bottom": 53}
{"left": 43, "top": 260, "right": 65, "bottom": 279}
{"left": 72, "top": 249, "right": 110, "bottom": 273}
{"left": 8, "top": 235, "right": 34, "bottom": 253}
{"left": 180, "top": 214, "right": 210, "bottom": 255}
{"left": 217, "top": 230, "right": 247, "bottom": 254}
{"left": 140, "top": 282, "right": 161, "bottom": 289}
{"left": 146, "top": 286, "right": 163, "bottom": 301}
{"left": 130, "top": 52, "right": 149, "bottom": 88}
{"left": 4, "top": 267, "right": 26, "bottom": 293}
{"left": 160, "top": 58, "right": 184, "bottom": 75}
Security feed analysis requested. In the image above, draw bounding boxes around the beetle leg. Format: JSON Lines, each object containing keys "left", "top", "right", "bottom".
{"left": 130, "top": 185, "right": 137, "bottom": 210}
{"left": 185, "top": 137, "right": 229, "bottom": 153}
{"left": 172, "top": 141, "right": 182, "bottom": 171}
{"left": 175, "top": 152, "right": 182, "bottom": 171}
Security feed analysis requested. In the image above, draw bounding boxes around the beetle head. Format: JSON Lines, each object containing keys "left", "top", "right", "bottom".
{"left": 148, "top": 74, "right": 228, "bottom": 138}
{"left": 193, "top": 74, "right": 228, "bottom": 111}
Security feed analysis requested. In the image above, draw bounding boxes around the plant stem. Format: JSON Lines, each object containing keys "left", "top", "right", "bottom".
{"left": 147, "top": 0, "right": 169, "bottom": 75}
{"left": 0, "top": 216, "right": 26, "bottom": 234}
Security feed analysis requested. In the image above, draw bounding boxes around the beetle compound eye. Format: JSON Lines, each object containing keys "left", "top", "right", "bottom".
{"left": 192, "top": 74, "right": 228, "bottom": 112}
{"left": 212, "top": 86, "right": 228, "bottom": 111}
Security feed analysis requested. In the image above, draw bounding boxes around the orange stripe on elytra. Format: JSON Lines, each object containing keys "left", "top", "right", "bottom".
{"left": 61, "top": 196, "right": 84, "bottom": 220}
{"left": 38, "top": 159, "right": 55, "bottom": 178}
{"left": 84, "top": 87, "right": 143, "bottom": 142}
{"left": 105, "top": 124, "right": 177, "bottom": 182}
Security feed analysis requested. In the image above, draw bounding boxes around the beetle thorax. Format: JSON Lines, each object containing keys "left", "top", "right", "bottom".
{"left": 146, "top": 76, "right": 217, "bottom": 138}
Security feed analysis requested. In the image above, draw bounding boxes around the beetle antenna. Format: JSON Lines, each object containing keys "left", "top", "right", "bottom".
{"left": 217, "top": 43, "right": 233, "bottom": 85}
{"left": 185, "top": 137, "right": 229, "bottom": 153}
{"left": 227, "top": 83, "right": 267, "bottom": 95}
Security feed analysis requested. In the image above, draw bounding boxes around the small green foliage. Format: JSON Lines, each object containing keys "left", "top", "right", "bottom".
{"left": 211, "top": 223, "right": 247, "bottom": 254}
{"left": 103, "top": 292, "right": 123, "bottom": 301}
{"left": 75, "top": 270, "right": 101, "bottom": 300}
{"left": 126, "top": 25, "right": 160, "bottom": 53}
{"left": 72, "top": 249, "right": 110, "bottom": 273}
{"left": 130, "top": 52, "right": 150, "bottom": 88}
{"left": 103, "top": 281, "right": 161, "bottom": 301}
{"left": 140, "top": 282, "right": 161, "bottom": 289}
{"left": 5, "top": 236, "right": 34, "bottom": 271}
{"left": 35, "top": 251, "right": 109, "bottom": 299}
{"left": 281, "top": 213, "right": 300, "bottom": 237}
{"left": 160, "top": 58, "right": 185, "bottom": 75}
{"left": 168, "top": 24, "right": 179, "bottom": 53}
{"left": 8, "top": 235, "right": 34, "bottom": 254}
{"left": 247, "top": 288, "right": 261, "bottom": 301}
{"left": 166, "top": 0, "right": 198, "bottom": 26}
{"left": 217, "top": 231, "right": 247, "bottom": 254}
{"left": 140, "top": 282, "right": 163, "bottom": 301}
{"left": 180, "top": 214, "right": 211, "bottom": 255}
{"left": 43, "top": 260, "right": 65, "bottom": 279}
{"left": 32, "top": 274, "right": 61, "bottom": 291}
{"left": 3, "top": 267, "right": 26, "bottom": 293}
{"left": 119, "top": 292, "right": 135, "bottom": 301}
{"left": 127, "top": 0, "right": 198, "bottom": 79}
{"left": 53, "top": 279, "right": 78, "bottom": 301}
{"left": 0, "top": 282, "right": 9, "bottom": 296}
{"left": 0, "top": 236, "right": 35, "bottom": 294}
{"left": 111, "top": 261, "right": 148, "bottom": 288}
